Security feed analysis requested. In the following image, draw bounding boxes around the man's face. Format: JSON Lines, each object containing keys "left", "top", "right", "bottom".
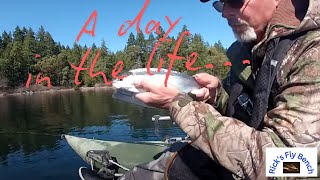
{"left": 220, "top": 0, "right": 279, "bottom": 43}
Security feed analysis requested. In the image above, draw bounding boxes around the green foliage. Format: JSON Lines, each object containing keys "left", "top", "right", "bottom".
{"left": 0, "top": 25, "right": 230, "bottom": 89}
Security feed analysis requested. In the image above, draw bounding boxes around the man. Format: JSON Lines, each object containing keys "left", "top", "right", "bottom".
{"left": 128, "top": 0, "right": 320, "bottom": 179}
{"left": 80, "top": 0, "right": 320, "bottom": 179}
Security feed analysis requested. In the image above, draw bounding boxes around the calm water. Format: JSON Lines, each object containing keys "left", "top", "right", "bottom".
{"left": 0, "top": 88, "right": 185, "bottom": 180}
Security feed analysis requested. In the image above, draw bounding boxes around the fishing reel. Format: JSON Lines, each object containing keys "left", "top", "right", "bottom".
{"left": 86, "top": 150, "right": 127, "bottom": 180}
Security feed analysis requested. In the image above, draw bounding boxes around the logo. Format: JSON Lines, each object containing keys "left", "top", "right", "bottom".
{"left": 266, "top": 148, "right": 318, "bottom": 177}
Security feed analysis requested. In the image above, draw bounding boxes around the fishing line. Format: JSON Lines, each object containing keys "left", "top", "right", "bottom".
{"left": 0, "top": 131, "right": 62, "bottom": 137}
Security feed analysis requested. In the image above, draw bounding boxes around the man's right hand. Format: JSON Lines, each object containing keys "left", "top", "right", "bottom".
{"left": 190, "top": 73, "right": 221, "bottom": 104}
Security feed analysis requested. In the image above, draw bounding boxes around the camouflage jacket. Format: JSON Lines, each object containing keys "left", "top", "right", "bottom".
{"left": 169, "top": 0, "right": 320, "bottom": 179}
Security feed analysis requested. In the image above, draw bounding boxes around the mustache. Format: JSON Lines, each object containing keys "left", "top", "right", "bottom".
{"left": 228, "top": 19, "right": 249, "bottom": 26}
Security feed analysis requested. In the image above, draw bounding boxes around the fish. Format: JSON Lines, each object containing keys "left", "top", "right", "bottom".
{"left": 112, "top": 68, "right": 201, "bottom": 108}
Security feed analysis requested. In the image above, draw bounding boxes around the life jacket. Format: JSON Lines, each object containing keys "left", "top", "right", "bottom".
{"left": 226, "top": 31, "right": 307, "bottom": 130}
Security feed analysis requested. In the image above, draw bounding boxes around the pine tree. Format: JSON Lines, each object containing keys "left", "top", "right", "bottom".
{"left": 214, "top": 40, "right": 226, "bottom": 54}
{"left": 61, "top": 66, "right": 70, "bottom": 86}
{"left": 99, "top": 40, "right": 110, "bottom": 82}
{"left": 188, "top": 33, "right": 208, "bottom": 70}
{"left": 146, "top": 33, "right": 156, "bottom": 54}
{"left": 156, "top": 26, "right": 165, "bottom": 40}
{"left": 177, "top": 25, "right": 191, "bottom": 58}
{"left": 44, "top": 31, "right": 57, "bottom": 56}
{"left": 135, "top": 29, "right": 146, "bottom": 66}
{"left": 101, "top": 39, "right": 114, "bottom": 79}
{"left": 1, "top": 31, "right": 13, "bottom": 59}
{"left": 203, "top": 45, "right": 229, "bottom": 78}
{"left": 1, "top": 31, "right": 12, "bottom": 46}
{"left": 68, "top": 43, "right": 83, "bottom": 86}
{"left": 127, "top": 32, "right": 135, "bottom": 47}
{"left": 13, "top": 26, "right": 24, "bottom": 42}
{"left": 36, "top": 26, "right": 46, "bottom": 55}
{"left": 23, "top": 28, "right": 37, "bottom": 74}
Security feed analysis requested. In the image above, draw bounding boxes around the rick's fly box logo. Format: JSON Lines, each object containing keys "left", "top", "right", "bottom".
{"left": 266, "top": 148, "right": 318, "bottom": 177}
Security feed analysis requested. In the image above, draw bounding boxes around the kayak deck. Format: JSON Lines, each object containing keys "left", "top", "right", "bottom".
{"left": 64, "top": 135, "right": 167, "bottom": 170}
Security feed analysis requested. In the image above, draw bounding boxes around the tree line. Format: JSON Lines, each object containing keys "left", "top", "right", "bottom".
{"left": 0, "top": 25, "right": 230, "bottom": 90}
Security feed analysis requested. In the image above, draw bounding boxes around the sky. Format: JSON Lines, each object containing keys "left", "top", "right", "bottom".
{"left": 0, "top": 0, "right": 236, "bottom": 53}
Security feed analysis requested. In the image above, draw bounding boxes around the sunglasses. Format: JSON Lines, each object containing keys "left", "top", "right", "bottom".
{"left": 212, "top": 0, "right": 246, "bottom": 13}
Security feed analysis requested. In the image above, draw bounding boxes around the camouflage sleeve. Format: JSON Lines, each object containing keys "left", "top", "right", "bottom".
{"left": 169, "top": 43, "right": 320, "bottom": 179}
{"left": 169, "top": 94, "right": 275, "bottom": 179}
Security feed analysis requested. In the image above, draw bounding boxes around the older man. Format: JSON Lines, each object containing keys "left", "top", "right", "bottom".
{"left": 132, "top": 0, "right": 320, "bottom": 179}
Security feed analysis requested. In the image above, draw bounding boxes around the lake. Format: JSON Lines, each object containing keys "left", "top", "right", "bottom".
{"left": 0, "top": 88, "right": 186, "bottom": 179}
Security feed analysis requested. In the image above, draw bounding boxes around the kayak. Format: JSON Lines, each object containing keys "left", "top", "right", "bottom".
{"left": 63, "top": 135, "right": 175, "bottom": 172}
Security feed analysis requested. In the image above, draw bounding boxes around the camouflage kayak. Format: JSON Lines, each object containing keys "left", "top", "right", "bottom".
{"left": 64, "top": 135, "right": 176, "bottom": 173}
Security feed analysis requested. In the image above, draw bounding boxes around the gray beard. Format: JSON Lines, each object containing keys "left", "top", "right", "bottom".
{"left": 233, "top": 26, "right": 257, "bottom": 43}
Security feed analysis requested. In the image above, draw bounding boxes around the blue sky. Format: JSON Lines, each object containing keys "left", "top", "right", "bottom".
{"left": 0, "top": 0, "right": 236, "bottom": 53}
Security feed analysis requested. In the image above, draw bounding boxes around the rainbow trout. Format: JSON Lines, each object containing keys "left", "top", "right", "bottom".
{"left": 112, "top": 68, "right": 200, "bottom": 108}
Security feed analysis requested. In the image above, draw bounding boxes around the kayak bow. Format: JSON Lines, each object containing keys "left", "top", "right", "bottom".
{"left": 63, "top": 135, "right": 168, "bottom": 171}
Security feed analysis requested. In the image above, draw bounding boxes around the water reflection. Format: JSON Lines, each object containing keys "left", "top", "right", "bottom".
{"left": 0, "top": 88, "right": 185, "bottom": 179}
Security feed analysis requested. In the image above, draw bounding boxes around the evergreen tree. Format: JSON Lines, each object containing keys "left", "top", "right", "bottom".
{"left": 176, "top": 25, "right": 191, "bottom": 58}
{"left": 203, "top": 46, "right": 229, "bottom": 78}
{"left": 99, "top": 40, "right": 110, "bottom": 82}
{"left": 44, "top": 31, "right": 57, "bottom": 56}
{"left": 187, "top": 33, "right": 208, "bottom": 72}
{"left": 156, "top": 26, "right": 165, "bottom": 40}
{"left": 36, "top": 26, "right": 46, "bottom": 55}
{"left": 127, "top": 32, "right": 135, "bottom": 47}
{"left": 115, "top": 50, "right": 134, "bottom": 72}
{"left": 1, "top": 31, "right": 12, "bottom": 47}
{"left": 23, "top": 28, "right": 37, "bottom": 74}
{"left": 61, "top": 66, "right": 70, "bottom": 86}
{"left": 125, "top": 45, "right": 142, "bottom": 69}
{"left": 68, "top": 43, "right": 83, "bottom": 86}
{"left": 13, "top": 26, "right": 24, "bottom": 42}
{"left": 101, "top": 40, "right": 115, "bottom": 79}
{"left": 146, "top": 33, "right": 156, "bottom": 54}
{"left": 135, "top": 29, "right": 147, "bottom": 66}
{"left": 214, "top": 40, "right": 226, "bottom": 54}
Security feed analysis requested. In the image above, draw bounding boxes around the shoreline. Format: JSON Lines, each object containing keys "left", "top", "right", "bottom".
{"left": 0, "top": 85, "right": 116, "bottom": 98}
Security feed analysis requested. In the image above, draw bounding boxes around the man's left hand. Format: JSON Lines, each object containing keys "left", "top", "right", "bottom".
{"left": 134, "top": 79, "right": 180, "bottom": 109}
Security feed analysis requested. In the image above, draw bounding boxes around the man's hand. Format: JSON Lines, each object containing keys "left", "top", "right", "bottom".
{"left": 134, "top": 79, "right": 180, "bottom": 109}
{"left": 190, "top": 73, "right": 221, "bottom": 104}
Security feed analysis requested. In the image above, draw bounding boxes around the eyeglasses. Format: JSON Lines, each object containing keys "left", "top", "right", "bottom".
{"left": 212, "top": 0, "right": 246, "bottom": 13}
